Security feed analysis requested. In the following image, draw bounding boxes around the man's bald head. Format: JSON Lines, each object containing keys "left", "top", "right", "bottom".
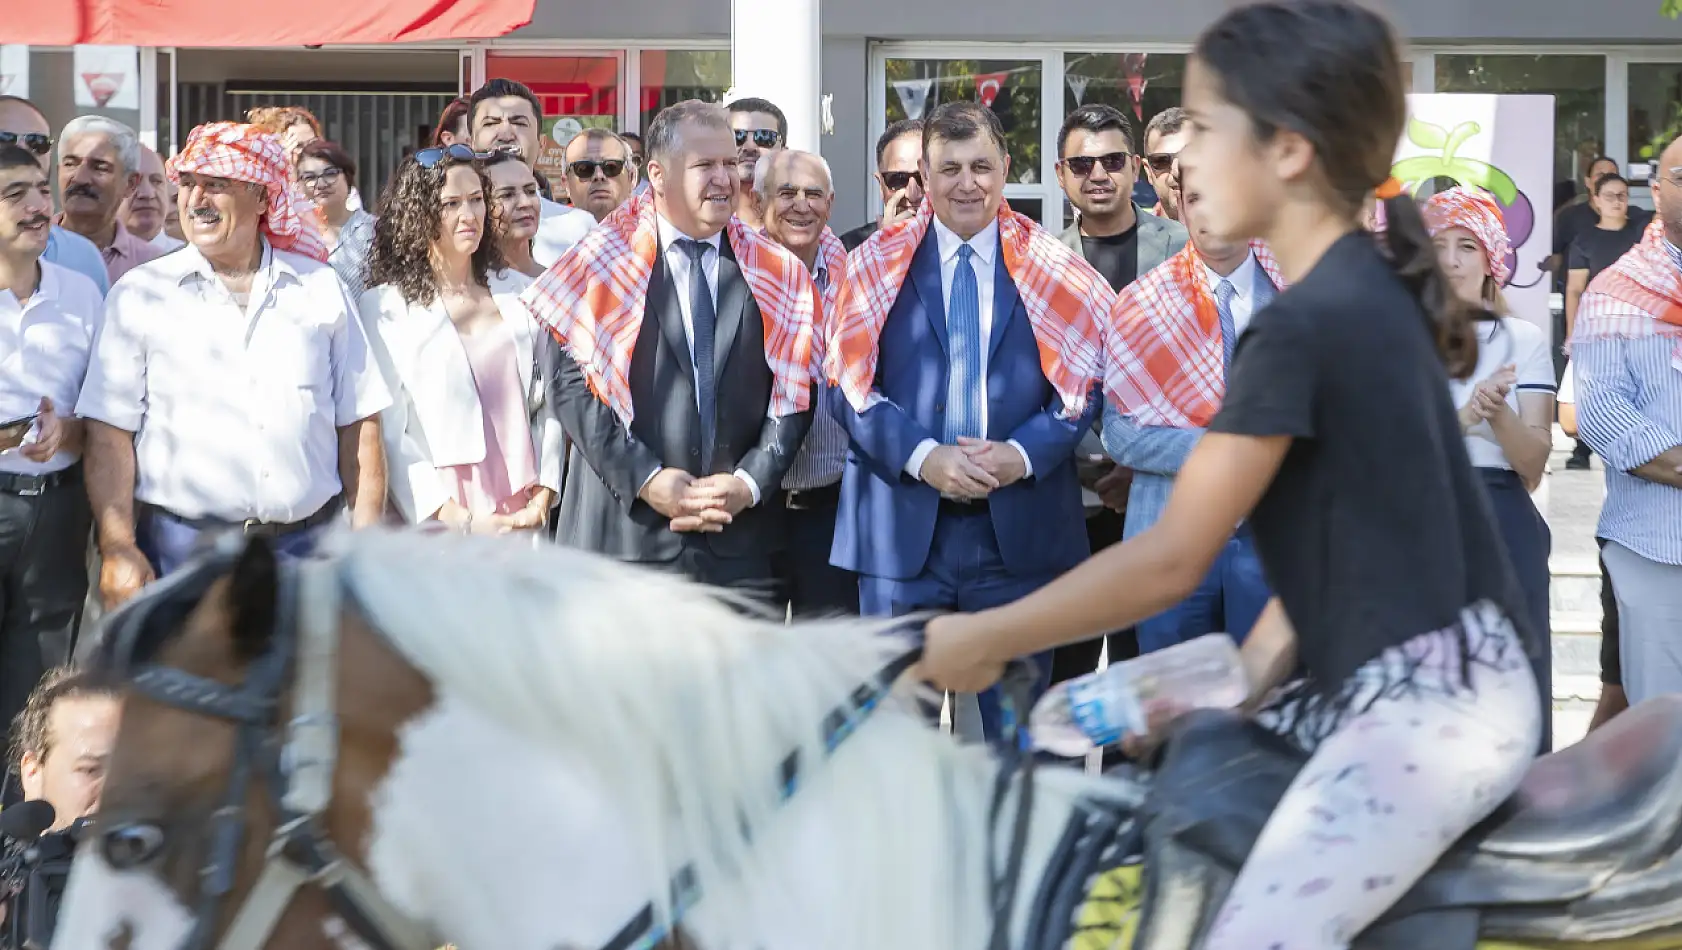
{"left": 757, "top": 149, "right": 834, "bottom": 267}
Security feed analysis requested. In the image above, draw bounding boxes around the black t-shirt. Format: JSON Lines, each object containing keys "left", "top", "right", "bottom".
{"left": 840, "top": 220, "right": 879, "bottom": 251}
{"left": 1208, "top": 231, "right": 1533, "bottom": 694}
{"left": 1081, "top": 223, "right": 1141, "bottom": 292}
{"left": 1568, "top": 216, "right": 1649, "bottom": 282}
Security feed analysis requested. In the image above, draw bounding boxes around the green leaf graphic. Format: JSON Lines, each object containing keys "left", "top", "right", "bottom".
{"left": 1407, "top": 117, "right": 1448, "bottom": 151}
{"left": 1390, "top": 155, "right": 1449, "bottom": 185}
{"left": 1443, "top": 121, "right": 1483, "bottom": 162}
{"left": 1447, "top": 159, "right": 1518, "bottom": 204}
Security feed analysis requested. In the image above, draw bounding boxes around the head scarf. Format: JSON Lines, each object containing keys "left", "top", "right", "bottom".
{"left": 522, "top": 191, "right": 816, "bottom": 429}
{"left": 827, "top": 199, "right": 1112, "bottom": 418}
{"left": 167, "top": 122, "right": 329, "bottom": 263}
{"left": 1421, "top": 186, "right": 1512, "bottom": 285}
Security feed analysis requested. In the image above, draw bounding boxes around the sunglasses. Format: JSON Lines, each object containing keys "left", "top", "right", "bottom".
{"left": 414, "top": 144, "right": 491, "bottom": 168}
{"left": 0, "top": 132, "right": 52, "bottom": 156}
{"left": 568, "top": 159, "right": 627, "bottom": 180}
{"left": 734, "top": 129, "right": 781, "bottom": 149}
{"left": 1062, "top": 152, "right": 1131, "bottom": 177}
{"left": 1142, "top": 152, "right": 1179, "bottom": 174}
{"left": 880, "top": 170, "right": 923, "bottom": 191}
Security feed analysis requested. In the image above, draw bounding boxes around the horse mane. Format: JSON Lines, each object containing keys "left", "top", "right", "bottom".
{"left": 333, "top": 529, "right": 1124, "bottom": 949}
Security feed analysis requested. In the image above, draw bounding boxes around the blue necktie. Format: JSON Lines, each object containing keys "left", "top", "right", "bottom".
{"left": 944, "top": 244, "right": 984, "bottom": 444}
{"left": 1215, "top": 278, "right": 1237, "bottom": 376}
{"left": 677, "top": 238, "right": 718, "bottom": 464}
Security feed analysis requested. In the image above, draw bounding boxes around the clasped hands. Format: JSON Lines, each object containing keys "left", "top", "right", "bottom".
{"left": 640, "top": 469, "right": 754, "bottom": 533}
{"left": 919, "top": 437, "right": 1026, "bottom": 501}
{"left": 1459, "top": 363, "right": 1516, "bottom": 433}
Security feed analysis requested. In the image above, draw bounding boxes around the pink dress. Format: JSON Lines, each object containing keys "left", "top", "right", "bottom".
{"left": 441, "top": 324, "right": 540, "bottom": 515}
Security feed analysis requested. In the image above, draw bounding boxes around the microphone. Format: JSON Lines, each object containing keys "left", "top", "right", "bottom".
{"left": 0, "top": 802, "right": 54, "bottom": 845}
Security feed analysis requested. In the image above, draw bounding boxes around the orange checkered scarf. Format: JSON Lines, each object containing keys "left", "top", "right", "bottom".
{"left": 522, "top": 192, "right": 816, "bottom": 428}
{"left": 826, "top": 200, "right": 1112, "bottom": 417}
{"left": 813, "top": 226, "right": 848, "bottom": 354}
{"left": 167, "top": 122, "right": 329, "bottom": 263}
{"left": 1104, "top": 241, "right": 1287, "bottom": 428}
{"left": 1573, "top": 216, "right": 1682, "bottom": 370}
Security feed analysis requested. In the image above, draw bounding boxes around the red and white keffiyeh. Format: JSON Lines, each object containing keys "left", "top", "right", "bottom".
{"left": 1422, "top": 186, "right": 1513, "bottom": 284}
{"left": 1572, "top": 216, "right": 1682, "bottom": 372}
{"left": 826, "top": 200, "right": 1112, "bottom": 418}
{"left": 167, "top": 122, "right": 329, "bottom": 263}
{"left": 521, "top": 192, "right": 816, "bottom": 428}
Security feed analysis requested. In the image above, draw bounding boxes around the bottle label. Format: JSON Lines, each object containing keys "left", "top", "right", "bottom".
{"left": 1065, "top": 673, "right": 1137, "bottom": 746}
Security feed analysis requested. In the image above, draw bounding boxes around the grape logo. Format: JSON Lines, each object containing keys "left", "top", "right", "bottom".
{"left": 1392, "top": 117, "right": 1540, "bottom": 288}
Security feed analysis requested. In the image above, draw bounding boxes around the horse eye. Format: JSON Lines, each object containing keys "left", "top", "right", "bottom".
{"left": 101, "top": 822, "right": 166, "bottom": 870}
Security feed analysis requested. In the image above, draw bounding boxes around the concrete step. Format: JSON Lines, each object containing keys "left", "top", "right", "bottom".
{"left": 1549, "top": 555, "right": 1603, "bottom": 616}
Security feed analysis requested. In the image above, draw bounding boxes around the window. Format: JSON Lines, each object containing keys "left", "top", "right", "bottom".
{"left": 884, "top": 57, "right": 1042, "bottom": 183}
{"left": 1628, "top": 62, "right": 1682, "bottom": 165}
{"left": 640, "top": 50, "right": 730, "bottom": 131}
{"left": 1434, "top": 54, "right": 1605, "bottom": 192}
{"left": 1061, "top": 52, "right": 1185, "bottom": 150}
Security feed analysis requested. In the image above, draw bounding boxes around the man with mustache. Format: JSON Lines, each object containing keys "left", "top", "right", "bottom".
{"left": 468, "top": 78, "right": 596, "bottom": 268}
{"left": 726, "top": 97, "right": 785, "bottom": 230}
{"left": 120, "top": 144, "right": 184, "bottom": 254}
{"left": 0, "top": 144, "right": 102, "bottom": 736}
{"left": 757, "top": 149, "right": 857, "bottom": 616}
{"left": 0, "top": 96, "right": 109, "bottom": 296}
{"left": 827, "top": 102, "right": 1115, "bottom": 742}
{"left": 561, "top": 128, "right": 637, "bottom": 223}
{"left": 78, "top": 122, "right": 391, "bottom": 604}
{"left": 526, "top": 100, "right": 815, "bottom": 595}
{"left": 55, "top": 116, "right": 161, "bottom": 283}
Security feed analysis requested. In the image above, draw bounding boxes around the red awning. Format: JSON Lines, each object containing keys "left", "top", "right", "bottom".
{"left": 9, "top": 0, "right": 535, "bottom": 47}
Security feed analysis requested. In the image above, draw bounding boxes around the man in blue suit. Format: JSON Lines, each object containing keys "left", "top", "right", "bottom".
{"left": 827, "top": 102, "right": 1116, "bottom": 742}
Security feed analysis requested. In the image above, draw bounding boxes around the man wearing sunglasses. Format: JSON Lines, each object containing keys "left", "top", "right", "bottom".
{"left": 1140, "top": 107, "right": 1190, "bottom": 223}
{"left": 840, "top": 119, "right": 925, "bottom": 252}
{"left": 467, "top": 78, "right": 596, "bottom": 269}
{"left": 561, "top": 129, "right": 638, "bottom": 223}
{"left": 0, "top": 97, "right": 110, "bottom": 297}
{"left": 726, "top": 98, "right": 786, "bottom": 230}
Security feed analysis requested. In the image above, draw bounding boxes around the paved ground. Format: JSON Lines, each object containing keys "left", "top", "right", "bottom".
{"left": 1540, "top": 424, "right": 1607, "bottom": 752}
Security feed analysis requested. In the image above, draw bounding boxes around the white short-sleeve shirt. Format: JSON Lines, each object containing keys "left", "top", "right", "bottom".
{"left": 1448, "top": 316, "right": 1556, "bottom": 470}
{"left": 76, "top": 241, "right": 392, "bottom": 522}
{"left": 0, "top": 262, "right": 102, "bottom": 475}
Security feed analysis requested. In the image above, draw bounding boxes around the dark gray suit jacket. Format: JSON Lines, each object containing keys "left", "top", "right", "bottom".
{"left": 546, "top": 236, "right": 812, "bottom": 565}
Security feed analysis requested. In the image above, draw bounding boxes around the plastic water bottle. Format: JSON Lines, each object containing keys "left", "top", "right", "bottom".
{"left": 1029, "top": 633, "right": 1250, "bottom": 757}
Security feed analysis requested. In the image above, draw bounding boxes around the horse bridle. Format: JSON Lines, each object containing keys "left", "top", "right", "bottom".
{"left": 95, "top": 535, "right": 436, "bottom": 950}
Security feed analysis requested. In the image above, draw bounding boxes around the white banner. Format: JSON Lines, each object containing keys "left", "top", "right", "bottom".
{"left": 1067, "top": 74, "right": 1090, "bottom": 106}
{"left": 0, "top": 46, "right": 26, "bottom": 99}
{"left": 73, "top": 46, "right": 139, "bottom": 110}
{"left": 893, "top": 78, "right": 932, "bottom": 121}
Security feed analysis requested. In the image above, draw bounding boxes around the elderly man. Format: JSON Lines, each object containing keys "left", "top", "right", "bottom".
{"left": 1573, "top": 134, "right": 1682, "bottom": 705}
{"left": 0, "top": 145, "right": 102, "bottom": 738}
{"left": 526, "top": 100, "right": 815, "bottom": 595}
{"left": 121, "top": 144, "right": 184, "bottom": 254}
{"left": 726, "top": 97, "right": 785, "bottom": 230}
{"left": 828, "top": 102, "right": 1114, "bottom": 741}
{"left": 468, "top": 78, "right": 595, "bottom": 267}
{"left": 757, "top": 149, "right": 857, "bottom": 616}
{"left": 55, "top": 116, "right": 161, "bottom": 283}
{"left": 562, "top": 128, "right": 637, "bottom": 222}
{"left": 841, "top": 118, "right": 924, "bottom": 251}
{"left": 0, "top": 96, "right": 109, "bottom": 295}
{"left": 78, "top": 123, "right": 391, "bottom": 605}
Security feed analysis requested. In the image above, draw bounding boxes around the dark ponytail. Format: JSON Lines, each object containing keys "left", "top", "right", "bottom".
{"left": 1382, "top": 193, "right": 1479, "bottom": 380}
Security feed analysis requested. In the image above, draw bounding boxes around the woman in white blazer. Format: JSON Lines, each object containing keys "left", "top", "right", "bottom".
{"left": 359, "top": 146, "right": 563, "bottom": 534}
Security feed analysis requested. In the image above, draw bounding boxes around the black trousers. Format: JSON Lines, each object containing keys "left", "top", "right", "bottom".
{"left": 668, "top": 546, "right": 782, "bottom": 609}
{"left": 1049, "top": 508, "right": 1139, "bottom": 686}
{"left": 0, "top": 472, "right": 92, "bottom": 741}
{"left": 773, "top": 494, "right": 859, "bottom": 619}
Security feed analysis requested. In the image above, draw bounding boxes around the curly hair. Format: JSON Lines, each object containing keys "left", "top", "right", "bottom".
{"left": 246, "top": 105, "right": 323, "bottom": 141}
{"left": 9, "top": 666, "right": 120, "bottom": 773}
{"left": 367, "top": 156, "right": 508, "bottom": 307}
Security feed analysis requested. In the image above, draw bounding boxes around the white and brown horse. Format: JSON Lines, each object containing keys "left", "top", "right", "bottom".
{"left": 54, "top": 529, "right": 1134, "bottom": 950}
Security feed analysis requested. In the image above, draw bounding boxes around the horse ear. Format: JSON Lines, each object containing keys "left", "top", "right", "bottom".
{"left": 226, "top": 536, "right": 279, "bottom": 662}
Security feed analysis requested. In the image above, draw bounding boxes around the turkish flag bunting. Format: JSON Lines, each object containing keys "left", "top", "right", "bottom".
{"left": 975, "top": 72, "right": 1008, "bottom": 108}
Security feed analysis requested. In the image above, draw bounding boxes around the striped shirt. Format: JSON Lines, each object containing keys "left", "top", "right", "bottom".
{"left": 782, "top": 263, "right": 848, "bottom": 491}
{"left": 1574, "top": 238, "right": 1682, "bottom": 566}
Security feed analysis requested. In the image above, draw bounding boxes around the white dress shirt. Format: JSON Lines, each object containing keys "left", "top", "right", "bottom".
{"left": 77, "top": 241, "right": 393, "bottom": 522}
{"left": 532, "top": 198, "right": 597, "bottom": 269}
{"left": 904, "top": 216, "right": 1034, "bottom": 481}
{"left": 0, "top": 262, "right": 101, "bottom": 475}
{"left": 147, "top": 231, "right": 186, "bottom": 254}
{"left": 1204, "top": 251, "right": 1263, "bottom": 340}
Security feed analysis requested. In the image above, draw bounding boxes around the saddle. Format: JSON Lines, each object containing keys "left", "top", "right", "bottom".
{"left": 1128, "top": 698, "right": 1682, "bottom": 949}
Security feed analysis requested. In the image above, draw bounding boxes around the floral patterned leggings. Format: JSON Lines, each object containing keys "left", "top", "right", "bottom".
{"left": 1202, "top": 601, "right": 1543, "bottom": 950}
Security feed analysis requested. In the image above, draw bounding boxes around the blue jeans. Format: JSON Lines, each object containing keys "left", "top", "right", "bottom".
{"left": 859, "top": 509, "right": 1057, "bottom": 744}
{"left": 1137, "top": 528, "right": 1269, "bottom": 654}
{"left": 139, "top": 507, "right": 331, "bottom": 577}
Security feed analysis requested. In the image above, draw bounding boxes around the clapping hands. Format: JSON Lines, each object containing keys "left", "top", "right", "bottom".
{"left": 1459, "top": 364, "right": 1516, "bottom": 432}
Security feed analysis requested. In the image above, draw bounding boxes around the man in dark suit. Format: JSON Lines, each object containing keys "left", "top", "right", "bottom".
{"left": 839, "top": 119, "right": 925, "bottom": 251}
{"left": 530, "top": 100, "right": 815, "bottom": 595}
{"left": 1051, "top": 103, "right": 1189, "bottom": 685}
{"left": 827, "top": 102, "right": 1115, "bottom": 742}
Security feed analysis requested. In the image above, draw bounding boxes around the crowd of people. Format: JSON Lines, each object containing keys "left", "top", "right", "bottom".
{"left": 1, "top": 0, "right": 1681, "bottom": 940}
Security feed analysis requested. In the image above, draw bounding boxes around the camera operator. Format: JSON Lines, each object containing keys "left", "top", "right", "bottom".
{"left": 0, "top": 667, "right": 120, "bottom": 946}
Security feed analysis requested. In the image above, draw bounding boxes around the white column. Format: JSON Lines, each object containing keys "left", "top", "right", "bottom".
{"left": 731, "top": 0, "right": 822, "bottom": 152}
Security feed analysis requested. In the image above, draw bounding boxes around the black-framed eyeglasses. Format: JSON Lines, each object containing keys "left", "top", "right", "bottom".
{"left": 414, "top": 144, "right": 490, "bottom": 168}
{"left": 568, "top": 159, "right": 627, "bottom": 180}
{"left": 880, "top": 170, "right": 923, "bottom": 191}
{"left": 297, "top": 167, "right": 343, "bottom": 189}
{"left": 1142, "top": 152, "right": 1178, "bottom": 174}
{"left": 0, "top": 132, "right": 52, "bottom": 156}
{"left": 734, "top": 129, "right": 781, "bottom": 149}
{"left": 1062, "top": 152, "right": 1131, "bottom": 177}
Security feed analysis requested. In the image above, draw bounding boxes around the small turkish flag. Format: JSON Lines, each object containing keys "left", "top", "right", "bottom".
{"left": 975, "top": 72, "right": 1008, "bottom": 109}
{"left": 80, "top": 73, "right": 124, "bottom": 108}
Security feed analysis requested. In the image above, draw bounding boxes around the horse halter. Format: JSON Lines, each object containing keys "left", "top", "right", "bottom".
{"left": 95, "top": 535, "right": 436, "bottom": 950}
